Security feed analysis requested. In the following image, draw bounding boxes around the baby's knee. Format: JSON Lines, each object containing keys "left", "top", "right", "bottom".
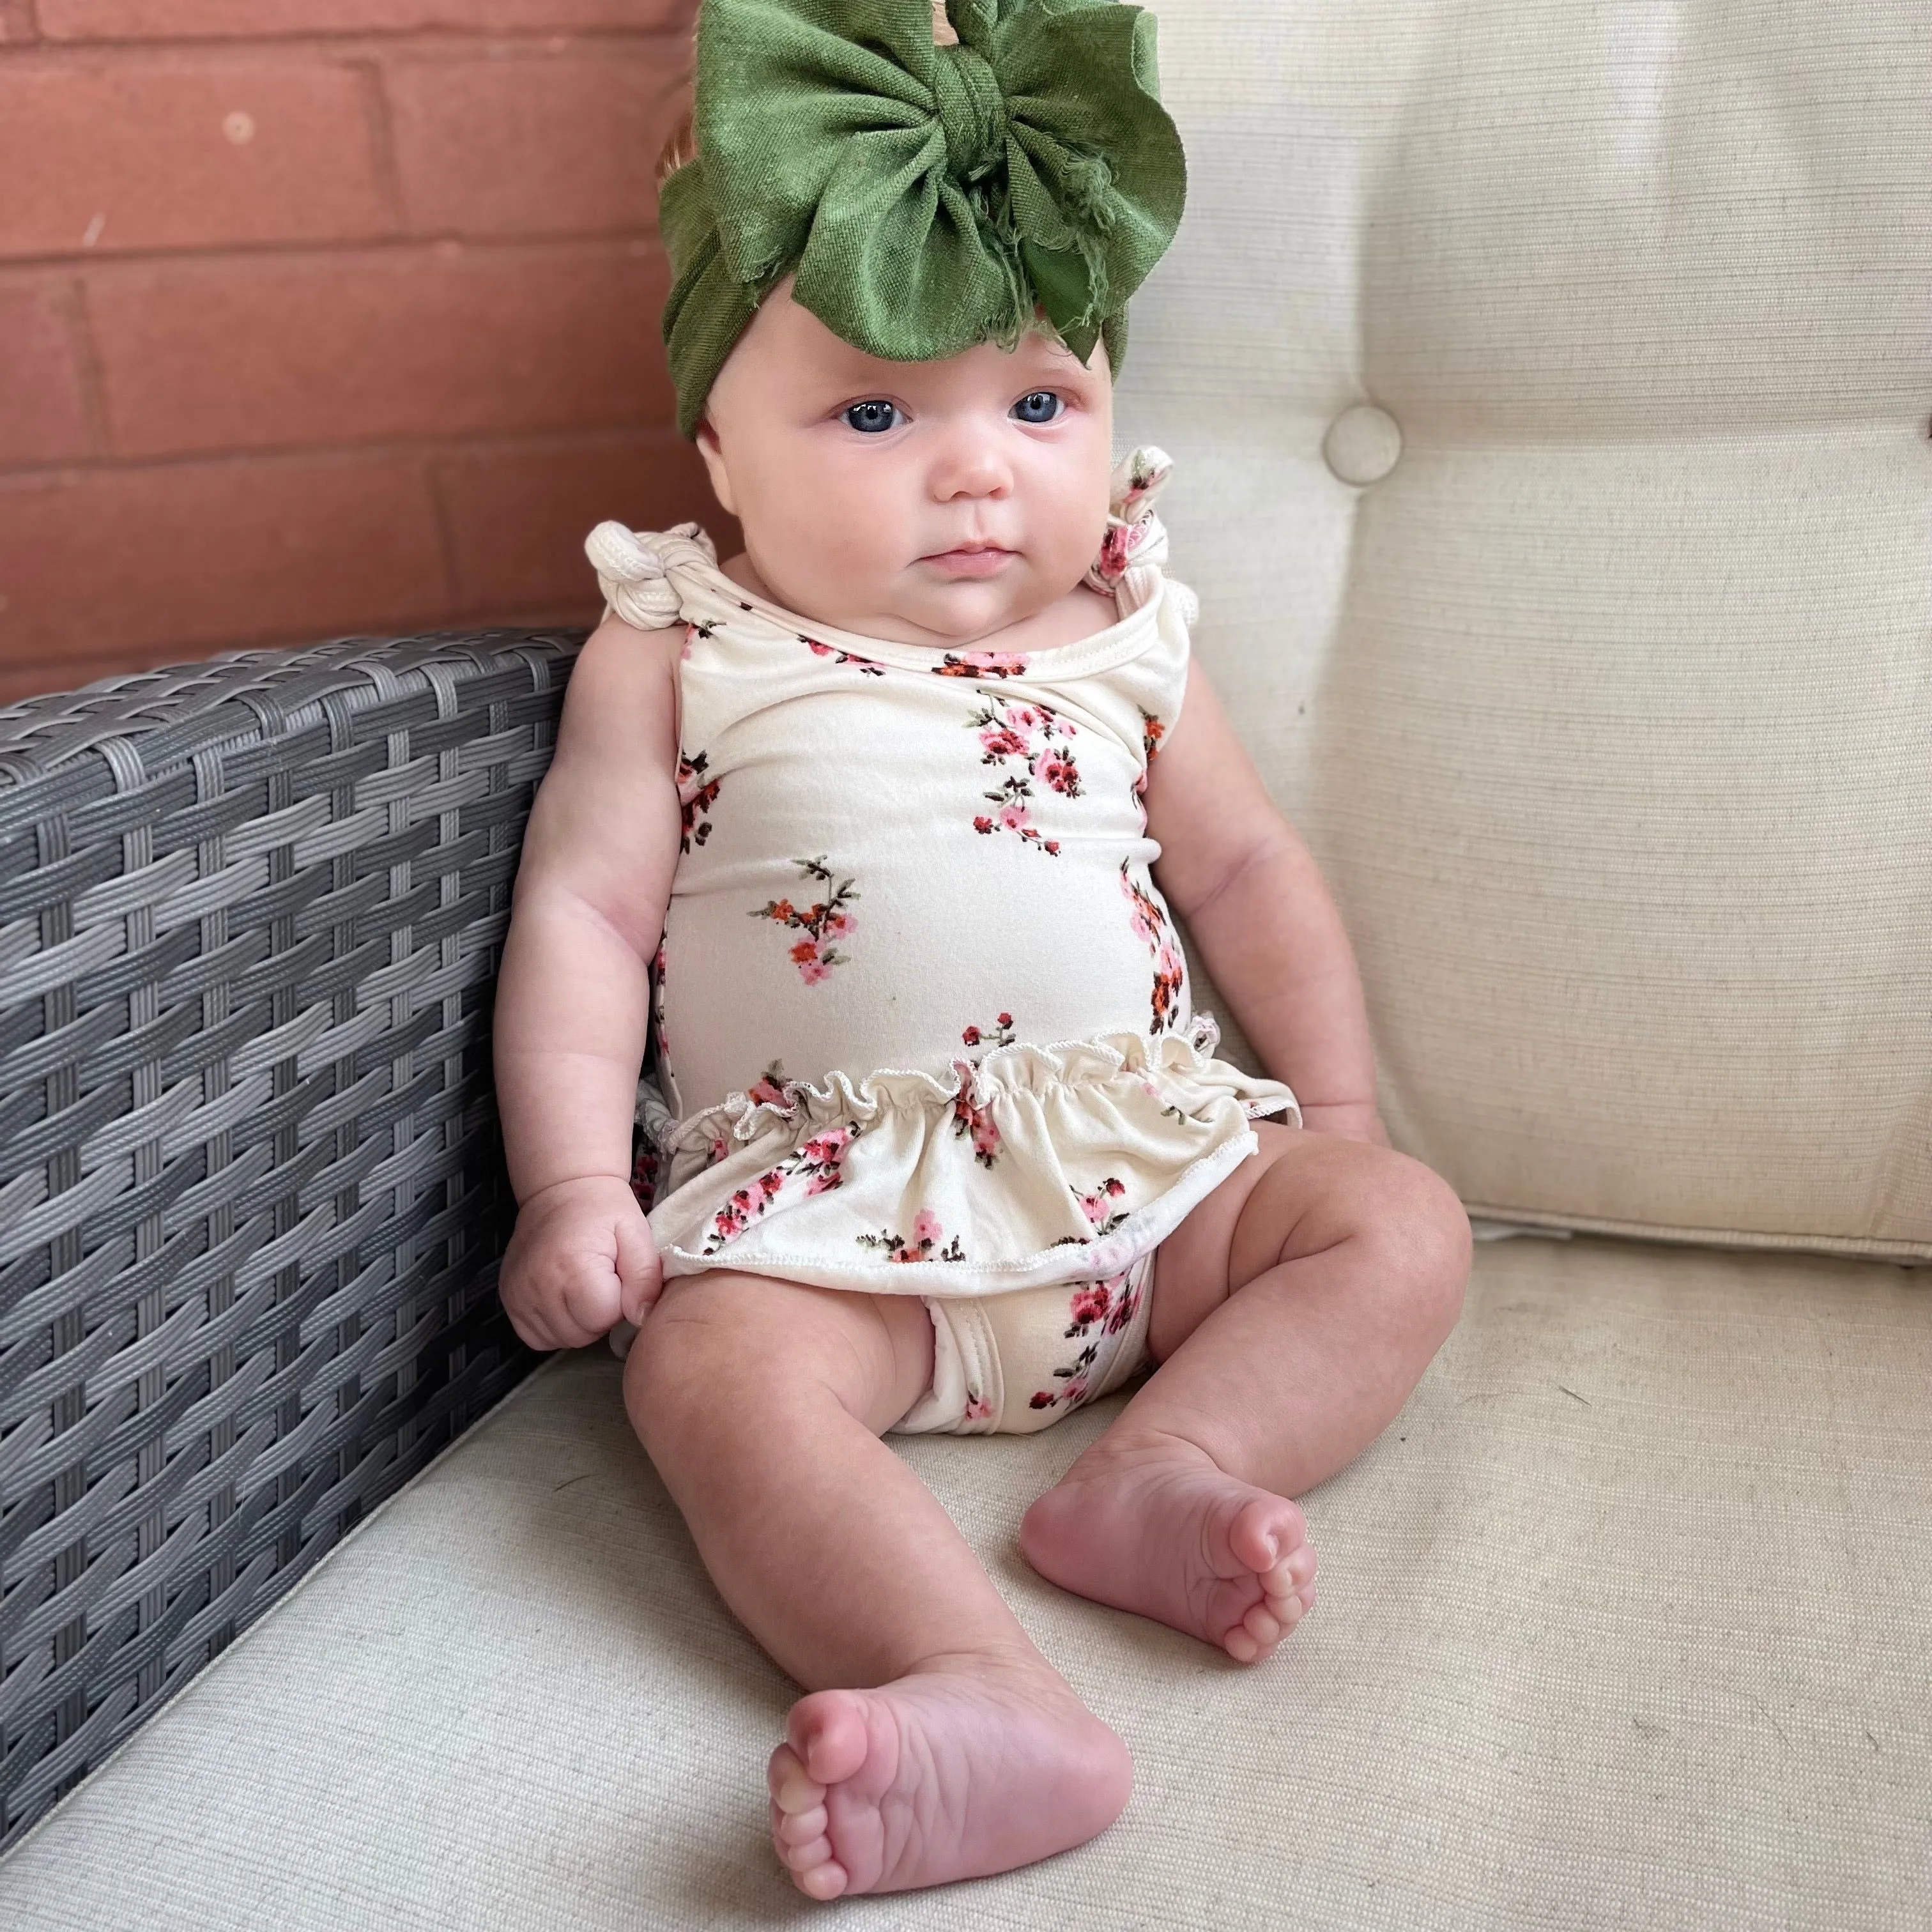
{"left": 622, "top": 1273, "right": 926, "bottom": 1452}
{"left": 1360, "top": 1151, "right": 1472, "bottom": 1342}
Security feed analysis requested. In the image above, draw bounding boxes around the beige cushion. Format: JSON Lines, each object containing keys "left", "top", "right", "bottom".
{"left": 1, "top": 1234, "right": 1926, "bottom": 1929}
{"left": 1117, "top": 0, "right": 1932, "bottom": 1257}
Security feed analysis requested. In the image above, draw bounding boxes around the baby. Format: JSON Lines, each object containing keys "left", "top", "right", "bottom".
{"left": 494, "top": 0, "right": 1471, "bottom": 1902}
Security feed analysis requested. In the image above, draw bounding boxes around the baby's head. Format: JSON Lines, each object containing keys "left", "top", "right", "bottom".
{"left": 693, "top": 282, "right": 1114, "bottom": 648}
{"left": 655, "top": 0, "right": 1186, "bottom": 644}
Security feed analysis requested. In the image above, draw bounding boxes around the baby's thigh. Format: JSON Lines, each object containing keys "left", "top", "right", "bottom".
{"left": 624, "top": 1270, "right": 935, "bottom": 1445}
{"left": 1147, "top": 1124, "right": 1469, "bottom": 1362}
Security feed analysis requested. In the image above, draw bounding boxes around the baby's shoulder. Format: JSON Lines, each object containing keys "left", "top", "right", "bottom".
{"left": 554, "top": 611, "right": 682, "bottom": 771}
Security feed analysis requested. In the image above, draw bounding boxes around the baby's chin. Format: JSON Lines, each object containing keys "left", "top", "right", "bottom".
{"left": 855, "top": 562, "right": 1075, "bottom": 651}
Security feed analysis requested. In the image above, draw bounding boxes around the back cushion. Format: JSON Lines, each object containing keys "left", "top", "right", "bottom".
{"left": 1120, "top": 0, "right": 1931, "bottom": 1257}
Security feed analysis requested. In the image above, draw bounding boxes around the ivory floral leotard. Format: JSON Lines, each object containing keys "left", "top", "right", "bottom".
{"left": 586, "top": 454, "right": 1299, "bottom": 1434}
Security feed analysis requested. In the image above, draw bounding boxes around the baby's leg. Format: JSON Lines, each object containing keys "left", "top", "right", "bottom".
{"left": 625, "top": 1270, "right": 1131, "bottom": 1898}
{"left": 1022, "top": 1124, "right": 1471, "bottom": 1662}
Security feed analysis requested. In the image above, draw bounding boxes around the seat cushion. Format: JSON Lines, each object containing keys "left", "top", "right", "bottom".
{"left": 1119, "top": 0, "right": 1932, "bottom": 1256}
{"left": 1, "top": 1235, "right": 1926, "bottom": 1929}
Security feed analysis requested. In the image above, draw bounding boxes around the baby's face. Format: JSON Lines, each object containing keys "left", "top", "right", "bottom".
{"left": 695, "top": 282, "right": 1114, "bottom": 648}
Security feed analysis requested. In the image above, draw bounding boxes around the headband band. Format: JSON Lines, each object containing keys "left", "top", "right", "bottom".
{"left": 661, "top": 0, "right": 1187, "bottom": 436}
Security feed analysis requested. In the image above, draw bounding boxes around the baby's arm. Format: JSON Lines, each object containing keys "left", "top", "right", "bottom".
{"left": 494, "top": 615, "right": 684, "bottom": 1347}
{"left": 1144, "top": 665, "right": 1388, "bottom": 1144}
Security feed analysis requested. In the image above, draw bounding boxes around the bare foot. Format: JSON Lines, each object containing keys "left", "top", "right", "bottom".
{"left": 1018, "top": 1436, "right": 1317, "bottom": 1663}
{"left": 766, "top": 1655, "right": 1131, "bottom": 1899}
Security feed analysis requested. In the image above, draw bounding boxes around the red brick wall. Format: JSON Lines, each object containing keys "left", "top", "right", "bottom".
{"left": 0, "top": 0, "right": 732, "bottom": 703}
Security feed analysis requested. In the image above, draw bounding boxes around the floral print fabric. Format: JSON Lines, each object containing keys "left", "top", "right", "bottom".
{"left": 588, "top": 473, "right": 1300, "bottom": 1431}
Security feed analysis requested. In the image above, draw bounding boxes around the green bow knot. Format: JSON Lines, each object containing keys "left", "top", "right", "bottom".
{"left": 660, "top": 0, "right": 1188, "bottom": 436}
{"left": 931, "top": 42, "right": 1006, "bottom": 180}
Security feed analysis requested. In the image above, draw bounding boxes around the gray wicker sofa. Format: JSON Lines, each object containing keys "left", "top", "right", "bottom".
{"left": 0, "top": 633, "right": 568, "bottom": 1846}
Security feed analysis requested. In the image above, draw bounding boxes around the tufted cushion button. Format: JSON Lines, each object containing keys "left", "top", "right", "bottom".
{"left": 1322, "top": 403, "right": 1403, "bottom": 485}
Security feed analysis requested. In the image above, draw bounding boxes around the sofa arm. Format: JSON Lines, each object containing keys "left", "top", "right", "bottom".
{"left": 0, "top": 627, "right": 582, "bottom": 1849}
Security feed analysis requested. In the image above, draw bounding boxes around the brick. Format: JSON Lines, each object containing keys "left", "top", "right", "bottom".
{"left": 41, "top": 1, "right": 691, "bottom": 37}
{"left": 89, "top": 241, "right": 675, "bottom": 458}
{"left": 0, "top": 454, "right": 448, "bottom": 666}
{"left": 0, "top": 57, "right": 390, "bottom": 261}
{"left": 434, "top": 431, "right": 731, "bottom": 614}
{"left": 388, "top": 49, "right": 682, "bottom": 239}
{"left": 0, "top": 281, "right": 92, "bottom": 465}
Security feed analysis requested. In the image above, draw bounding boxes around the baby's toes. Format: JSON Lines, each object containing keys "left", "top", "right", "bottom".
{"left": 775, "top": 1799, "right": 828, "bottom": 1848}
{"left": 1227, "top": 1495, "right": 1310, "bottom": 1577}
{"left": 768, "top": 1742, "right": 822, "bottom": 1816}
{"left": 1224, "top": 1614, "right": 1273, "bottom": 1664}
{"left": 768, "top": 1798, "right": 845, "bottom": 1894}
{"left": 1259, "top": 1542, "right": 1317, "bottom": 1614}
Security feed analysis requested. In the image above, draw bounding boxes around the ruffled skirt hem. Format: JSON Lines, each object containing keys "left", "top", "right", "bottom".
{"left": 642, "top": 1019, "right": 1299, "bottom": 1296}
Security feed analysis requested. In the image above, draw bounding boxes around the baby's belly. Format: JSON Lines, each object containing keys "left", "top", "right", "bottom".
{"left": 656, "top": 857, "right": 1188, "bottom": 1119}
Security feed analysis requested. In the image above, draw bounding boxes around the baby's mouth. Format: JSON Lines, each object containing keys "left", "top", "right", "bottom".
{"left": 921, "top": 544, "right": 1017, "bottom": 579}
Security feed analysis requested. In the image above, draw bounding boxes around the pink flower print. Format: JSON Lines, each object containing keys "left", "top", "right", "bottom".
{"left": 963, "top": 1390, "right": 993, "bottom": 1423}
{"left": 968, "top": 696, "right": 1077, "bottom": 852}
{"left": 702, "top": 1128, "right": 855, "bottom": 1254}
{"left": 1068, "top": 1281, "right": 1113, "bottom": 1331}
{"left": 1030, "top": 1264, "right": 1138, "bottom": 1413}
{"left": 856, "top": 1206, "right": 966, "bottom": 1263}
{"left": 949, "top": 1061, "right": 1002, "bottom": 1169}
{"left": 804, "top": 634, "right": 887, "bottom": 676}
{"left": 752, "top": 857, "right": 859, "bottom": 981}
{"left": 698, "top": 1121, "right": 862, "bottom": 1255}
{"left": 1077, "top": 1176, "right": 1128, "bottom": 1234}
{"left": 1140, "top": 709, "right": 1167, "bottom": 764}
{"left": 799, "top": 1124, "right": 855, "bottom": 1194}
{"left": 746, "top": 1063, "right": 793, "bottom": 1109}
{"left": 677, "top": 749, "right": 722, "bottom": 852}
{"left": 961, "top": 1012, "right": 1016, "bottom": 1052}
{"left": 705, "top": 1166, "right": 785, "bottom": 1252}
{"left": 1033, "top": 746, "right": 1080, "bottom": 797}
{"left": 1094, "top": 521, "right": 1135, "bottom": 582}
{"left": 1119, "top": 861, "right": 1186, "bottom": 1032}
{"left": 933, "top": 650, "right": 1029, "bottom": 678}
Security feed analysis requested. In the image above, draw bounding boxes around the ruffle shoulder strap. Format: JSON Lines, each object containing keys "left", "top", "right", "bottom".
{"left": 584, "top": 519, "right": 719, "bottom": 631}
{"left": 1082, "top": 445, "right": 1177, "bottom": 618}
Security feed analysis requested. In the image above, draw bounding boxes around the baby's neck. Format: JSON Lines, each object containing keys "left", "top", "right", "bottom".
{"left": 719, "top": 553, "right": 1120, "bottom": 655}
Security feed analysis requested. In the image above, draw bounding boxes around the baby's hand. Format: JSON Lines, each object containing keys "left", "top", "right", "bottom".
{"left": 500, "top": 1175, "right": 662, "bottom": 1351}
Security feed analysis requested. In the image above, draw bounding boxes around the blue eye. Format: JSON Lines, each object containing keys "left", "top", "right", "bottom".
{"left": 843, "top": 399, "right": 904, "bottom": 434}
{"left": 1011, "top": 390, "right": 1063, "bottom": 424}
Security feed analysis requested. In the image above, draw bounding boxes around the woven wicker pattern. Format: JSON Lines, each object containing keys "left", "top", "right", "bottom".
{"left": 0, "top": 630, "right": 581, "bottom": 1850}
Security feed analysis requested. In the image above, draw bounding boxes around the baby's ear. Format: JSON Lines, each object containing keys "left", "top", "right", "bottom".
{"left": 693, "top": 415, "right": 737, "bottom": 516}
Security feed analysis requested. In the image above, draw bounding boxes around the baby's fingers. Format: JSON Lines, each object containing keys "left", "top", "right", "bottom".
{"left": 615, "top": 1209, "right": 664, "bottom": 1327}
{"left": 504, "top": 1303, "right": 560, "bottom": 1353}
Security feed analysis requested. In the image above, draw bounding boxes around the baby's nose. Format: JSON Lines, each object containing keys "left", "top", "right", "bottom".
{"left": 931, "top": 440, "right": 1013, "bottom": 500}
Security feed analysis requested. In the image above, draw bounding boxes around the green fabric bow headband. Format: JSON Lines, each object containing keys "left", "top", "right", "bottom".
{"left": 660, "top": 0, "right": 1188, "bottom": 436}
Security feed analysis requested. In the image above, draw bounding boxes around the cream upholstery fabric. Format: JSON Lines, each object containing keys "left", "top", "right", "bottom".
{"left": 1, "top": 1236, "right": 1926, "bottom": 1929}
{"left": 1117, "top": 0, "right": 1932, "bottom": 1256}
